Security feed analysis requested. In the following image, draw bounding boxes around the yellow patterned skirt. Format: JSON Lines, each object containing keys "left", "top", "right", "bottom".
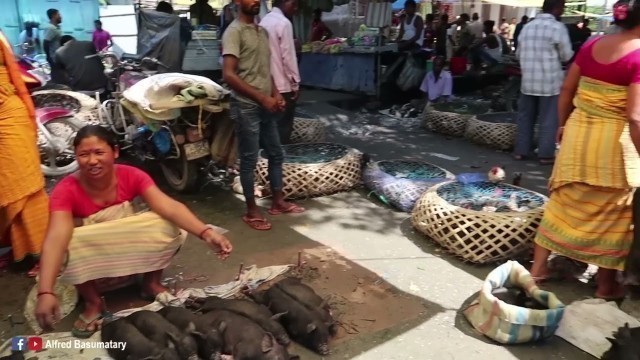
{"left": 58, "top": 202, "right": 186, "bottom": 285}
{"left": 535, "top": 183, "right": 632, "bottom": 270}
{"left": 535, "top": 77, "right": 637, "bottom": 271}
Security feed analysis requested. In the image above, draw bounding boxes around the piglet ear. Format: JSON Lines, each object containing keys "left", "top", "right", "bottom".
{"left": 261, "top": 334, "right": 274, "bottom": 353}
{"left": 320, "top": 296, "right": 331, "bottom": 309}
{"left": 218, "top": 320, "right": 227, "bottom": 333}
{"left": 190, "top": 330, "right": 205, "bottom": 339}
{"left": 270, "top": 311, "right": 287, "bottom": 321}
{"left": 306, "top": 323, "right": 317, "bottom": 334}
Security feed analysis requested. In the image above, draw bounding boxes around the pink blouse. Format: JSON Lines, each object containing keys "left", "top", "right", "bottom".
{"left": 576, "top": 36, "right": 640, "bottom": 85}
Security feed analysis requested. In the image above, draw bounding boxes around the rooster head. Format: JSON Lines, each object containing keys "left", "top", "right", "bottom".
{"left": 488, "top": 166, "right": 506, "bottom": 182}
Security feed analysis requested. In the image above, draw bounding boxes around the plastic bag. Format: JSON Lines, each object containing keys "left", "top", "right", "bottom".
{"left": 396, "top": 55, "right": 425, "bottom": 92}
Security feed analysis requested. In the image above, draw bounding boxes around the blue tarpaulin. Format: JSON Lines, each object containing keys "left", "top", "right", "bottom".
{"left": 391, "top": 0, "right": 425, "bottom": 10}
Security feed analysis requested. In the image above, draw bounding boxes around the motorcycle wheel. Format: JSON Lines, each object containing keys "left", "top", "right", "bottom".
{"left": 159, "top": 147, "right": 200, "bottom": 193}
{"left": 39, "top": 116, "right": 86, "bottom": 177}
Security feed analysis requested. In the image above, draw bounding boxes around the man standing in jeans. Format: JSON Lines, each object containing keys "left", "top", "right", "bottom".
{"left": 514, "top": 0, "right": 573, "bottom": 165}
{"left": 260, "top": 0, "right": 300, "bottom": 144}
{"left": 222, "top": 0, "right": 305, "bottom": 231}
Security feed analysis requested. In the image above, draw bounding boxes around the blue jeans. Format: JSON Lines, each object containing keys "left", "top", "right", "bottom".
{"left": 515, "top": 94, "right": 559, "bottom": 159}
{"left": 230, "top": 99, "right": 284, "bottom": 201}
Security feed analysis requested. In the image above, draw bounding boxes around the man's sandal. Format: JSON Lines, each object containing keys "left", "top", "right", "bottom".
{"left": 71, "top": 313, "right": 104, "bottom": 338}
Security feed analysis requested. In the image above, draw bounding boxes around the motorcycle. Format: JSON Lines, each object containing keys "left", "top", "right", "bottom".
{"left": 89, "top": 51, "right": 229, "bottom": 192}
{"left": 12, "top": 43, "right": 87, "bottom": 177}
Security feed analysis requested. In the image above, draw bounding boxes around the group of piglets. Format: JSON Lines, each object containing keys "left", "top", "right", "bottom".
{"left": 100, "top": 277, "right": 337, "bottom": 360}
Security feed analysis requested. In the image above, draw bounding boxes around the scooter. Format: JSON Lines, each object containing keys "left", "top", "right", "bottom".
{"left": 12, "top": 43, "right": 88, "bottom": 177}
{"left": 89, "top": 51, "right": 229, "bottom": 192}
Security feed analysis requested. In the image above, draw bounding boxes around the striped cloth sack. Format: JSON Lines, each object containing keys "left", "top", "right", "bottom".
{"left": 463, "top": 260, "right": 565, "bottom": 344}
{"left": 58, "top": 202, "right": 186, "bottom": 285}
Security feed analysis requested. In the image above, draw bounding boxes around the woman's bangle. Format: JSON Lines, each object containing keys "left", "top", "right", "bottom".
{"left": 198, "top": 226, "right": 212, "bottom": 240}
{"left": 37, "top": 292, "right": 57, "bottom": 298}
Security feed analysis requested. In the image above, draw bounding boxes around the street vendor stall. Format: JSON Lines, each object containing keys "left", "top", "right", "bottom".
{"left": 298, "top": 0, "right": 397, "bottom": 97}
{"left": 299, "top": 42, "right": 397, "bottom": 96}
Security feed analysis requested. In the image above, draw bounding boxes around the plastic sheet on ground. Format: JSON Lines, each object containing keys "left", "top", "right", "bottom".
{"left": 3, "top": 264, "right": 291, "bottom": 359}
{"left": 555, "top": 298, "right": 640, "bottom": 359}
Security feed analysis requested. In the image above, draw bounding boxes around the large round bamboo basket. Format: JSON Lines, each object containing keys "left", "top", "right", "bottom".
{"left": 411, "top": 181, "right": 548, "bottom": 264}
{"left": 423, "top": 100, "right": 490, "bottom": 137}
{"left": 290, "top": 117, "right": 326, "bottom": 144}
{"left": 363, "top": 160, "right": 455, "bottom": 212}
{"left": 465, "top": 112, "right": 517, "bottom": 150}
{"left": 256, "top": 143, "right": 362, "bottom": 199}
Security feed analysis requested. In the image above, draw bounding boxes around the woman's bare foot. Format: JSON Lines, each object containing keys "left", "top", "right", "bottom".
{"left": 596, "top": 279, "right": 626, "bottom": 300}
{"left": 141, "top": 270, "right": 170, "bottom": 300}
{"left": 595, "top": 268, "right": 626, "bottom": 300}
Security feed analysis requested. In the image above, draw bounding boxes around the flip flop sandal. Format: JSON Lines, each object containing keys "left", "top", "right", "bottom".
{"left": 242, "top": 216, "right": 272, "bottom": 230}
{"left": 267, "top": 204, "right": 305, "bottom": 216}
{"left": 71, "top": 313, "right": 104, "bottom": 339}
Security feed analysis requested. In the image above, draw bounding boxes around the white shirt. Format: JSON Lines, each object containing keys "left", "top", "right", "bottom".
{"left": 516, "top": 14, "right": 573, "bottom": 96}
{"left": 420, "top": 70, "right": 453, "bottom": 101}
{"left": 402, "top": 14, "right": 424, "bottom": 46}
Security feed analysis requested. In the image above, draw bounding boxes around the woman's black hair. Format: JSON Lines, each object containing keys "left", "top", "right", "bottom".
{"left": 613, "top": 0, "right": 640, "bottom": 30}
{"left": 73, "top": 125, "right": 118, "bottom": 150}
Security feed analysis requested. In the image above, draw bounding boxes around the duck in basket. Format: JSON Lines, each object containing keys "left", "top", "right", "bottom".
{"left": 463, "top": 261, "right": 565, "bottom": 344}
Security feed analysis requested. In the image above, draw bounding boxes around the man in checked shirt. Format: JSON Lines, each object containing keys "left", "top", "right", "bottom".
{"left": 514, "top": 0, "right": 573, "bottom": 165}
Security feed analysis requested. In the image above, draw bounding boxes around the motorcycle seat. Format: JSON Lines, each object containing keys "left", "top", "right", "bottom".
{"left": 75, "top": 89, "right": 106, "bottom": 97}
{"left": 121, "top": 53, "right": 144, "bottom": 62}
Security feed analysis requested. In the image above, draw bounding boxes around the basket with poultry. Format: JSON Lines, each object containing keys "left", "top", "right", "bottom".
{"left": 464, "top": 112, "right": 517, "bottom": 150}
{"left": 255, "top": 143, "right": 363, "bottom": 199}
{"left": 290, "top": 117, "right": 327, "bottom": 144}
{"left": 422, "top": 100, "right": 491, "bottom": 137}
{"left": 411, "top": 168, "right": 548, "bottom": 264}
{"left": 363, "top": 159, "right": 455, "bottom": 212}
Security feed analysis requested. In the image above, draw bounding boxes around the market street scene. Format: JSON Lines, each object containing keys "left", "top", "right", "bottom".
{"left": 0, "top": 0, "right": 639, "bottom": 359}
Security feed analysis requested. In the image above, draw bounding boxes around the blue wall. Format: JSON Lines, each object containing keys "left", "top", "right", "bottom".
{"left": 2, "top": 0, "right": 99, "bottom": 49}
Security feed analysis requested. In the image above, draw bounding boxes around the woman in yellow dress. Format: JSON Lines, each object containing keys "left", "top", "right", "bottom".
{"left": 530, "top": 0, "right": 640, "bottom": 300}
{"left": 0, "top": 30, "right": 48, "bottom": 274}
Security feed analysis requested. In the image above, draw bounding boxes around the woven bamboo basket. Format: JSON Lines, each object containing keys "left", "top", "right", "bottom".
{"left": 31, "top": 90, "right": 100, "bottom": 125}
{"left": 363, "top": 160, "right": 455, "bottom": 212}
{"left": 411, "top": 181, "right": 548, "bottom": 264}
{"left": 465, "top": 112, "right": 517, "bottom": 150}
{"left": 290, "top": 117, "right": 327, "bottom": 144}
{"left": 256, "top": 143, "right": 362, "bottom": 199}
{"left": 423, "top": 101, "right": 490, "bottom": 137}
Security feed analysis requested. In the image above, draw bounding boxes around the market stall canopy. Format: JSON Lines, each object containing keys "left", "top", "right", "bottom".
{"left": 481, "top": 0, "right": 585, "bottom": 6}
{"left": 392, "top": 0, "right": 425, "bottom": 10}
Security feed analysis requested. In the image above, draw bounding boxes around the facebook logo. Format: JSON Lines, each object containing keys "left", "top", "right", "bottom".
{"left": 11, "top": 337, "right": 27, "bottom": 351}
